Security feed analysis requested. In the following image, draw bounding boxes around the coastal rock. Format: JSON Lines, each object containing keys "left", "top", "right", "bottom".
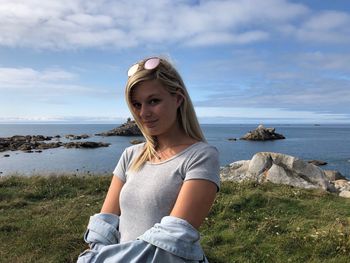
{"left": 0, "top": 135, "right": 55, "bottom": 152}
{"left": 95, "top": 118, "right": 142, "bottom": 136}
{"left": 324, "top": 170, "right": 347, "bottom": 181}
{"left": 65, "top": 134, "right": 90, "bottom": 140}
{"left": 334, "top": 180, "right": 350, "bottom": 192}
{"left": 339, "top": 190, "right": 350, "bottom": 198}
{"left": 221, "top": 152, "right": 331, "bottom": 191}
{"left": 240, "top": 125, "right": 285, "bottom": 141}
{"left": 64, "top": 141, "right": 110, "bottom": 149}
{"left": 130, "top": 139, "right": 145, "bottom": 145}
{"left": 228, "top": 138, "right": 237, "bottom": 141}
{"left": 308, "top": 160, "right": 327, "bottom": 166}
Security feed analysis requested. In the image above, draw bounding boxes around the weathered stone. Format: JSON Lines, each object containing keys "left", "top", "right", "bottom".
{"left": 334, "top": 180, "right": 350, "bottom": 192}
{"left": 65, "top": 134, "right": 90, "bottom": 140}
{"left": 339, "top": 190, "right": 350, "bottom": 198}
{"left": 240, "top": 125, "right": 285, "bottom": 141}
{"left": 64, "top": 141, "right": 110, "bottom": 149}
{"left": 220, "top": 152, "right": 331, "bottom": 191}
{"left": 130, "top": 139, "right": 145, "bottom": 145}
{"left": 96, "top": 119, "right": 142, "bottom": 136}
{"left": 220, "top": 160, "right": 251, "bottom": 182}
{"left": 308, "top": 160, "right": 327, "bottom": 166}
{"left": 324, "top": 170, "right": 347, "bottom": 181}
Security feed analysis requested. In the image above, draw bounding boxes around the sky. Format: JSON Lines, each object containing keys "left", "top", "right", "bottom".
{"left": 0, "top": 0, "right": 350, "bottom": 124}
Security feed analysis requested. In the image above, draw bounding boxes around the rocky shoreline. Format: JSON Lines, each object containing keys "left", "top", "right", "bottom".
{"left": 0, "top": 135, "right": 110, "bottom": 154}
{"left": 0, "top": 119, "right": 143, "bottom": 155}
{"left": 220, "top": 152, "right": 350, "bottom": 198}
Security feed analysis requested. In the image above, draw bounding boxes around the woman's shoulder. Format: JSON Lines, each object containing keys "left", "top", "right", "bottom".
{"left": 124, "top": 142, "right": 145, "bottom": 154}
{"left": 189, "top": 141, "right": 218, "bottom": 154}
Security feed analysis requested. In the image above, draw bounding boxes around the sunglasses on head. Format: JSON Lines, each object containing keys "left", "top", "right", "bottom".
{"left": 127, "top": 57, "right": 161, "bottom": 77}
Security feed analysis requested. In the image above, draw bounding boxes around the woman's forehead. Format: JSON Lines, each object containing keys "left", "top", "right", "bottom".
{"left": 131, "top": 80, "right": 167, "bottom": 99}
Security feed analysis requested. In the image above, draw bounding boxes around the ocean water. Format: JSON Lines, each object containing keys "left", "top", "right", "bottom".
{"left": 0, "top": 124, "right": 349, "bottom": 178}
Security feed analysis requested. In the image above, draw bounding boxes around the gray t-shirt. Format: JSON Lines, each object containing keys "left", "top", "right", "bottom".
{"left": 113, "top": 141, "right": 220, "bottom": 243}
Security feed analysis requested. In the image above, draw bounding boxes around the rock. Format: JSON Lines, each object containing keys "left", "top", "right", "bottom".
{"left": 221, "top": 152, "right": 331, "bottom": 191}
{"left": 36, "top": 142, "right": 62, "bottom": 149}
{"left": 308, "top": 160, "right": 327, "bottom": 166}
{"left": 339, "top": 190, "right": 350, "bottom": 198}
{"left": 96, "top": 118, "right": 142, "bottom": 136}
{"left": 220, "top": 160, "right": 250, "bottom": 182}
{"left": 240, "top": 125, "right": 285, "bottom": 141}
{"left": 228, "top": 138, "right": 237, "bottom": 141}
{"left": 3, "top": 154, "right": 10, "bottom": 157}
{"left": 64, "top": 141, "right": 110, "bottom": 149}
{"left": 324, "top": 170, "right": 347, "bottom": 181}
{"left": 130, "top": 139, "right": 144, "bottom": 145}
{"left": 65, "top": 134, "right": 90, "bottom": 140}
{"left": 0, "top": 135, "right": 56, "bottom": 152}
{"left": 334, "top": 180, "right": 350, "bottom": 192}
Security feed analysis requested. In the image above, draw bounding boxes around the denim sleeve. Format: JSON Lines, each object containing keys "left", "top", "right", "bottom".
{"left": 77, "top": 215, "right": 208, "bottom": 263}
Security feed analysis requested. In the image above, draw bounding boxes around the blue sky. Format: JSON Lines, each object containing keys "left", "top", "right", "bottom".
{"left": 0, "top": 0, "right": 349, "bottom": 124}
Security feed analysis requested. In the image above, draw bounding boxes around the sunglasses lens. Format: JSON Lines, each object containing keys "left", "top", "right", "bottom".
{"left": 127, "top": 64, "right": 139, "bottom": 77}
{"left": 144, "top": 58, "right": 160, "bottom": 70}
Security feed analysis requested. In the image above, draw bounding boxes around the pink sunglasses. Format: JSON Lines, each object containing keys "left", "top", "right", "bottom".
{"left": 127, "top": 57, "right": 161, "bottom": 77}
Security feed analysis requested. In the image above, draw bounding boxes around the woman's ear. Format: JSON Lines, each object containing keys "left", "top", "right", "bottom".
{"left": 175, "top": 91, "right": 184, "bottom": 108}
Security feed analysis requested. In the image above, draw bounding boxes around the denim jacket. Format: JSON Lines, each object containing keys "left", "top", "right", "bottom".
{"left": 77, "top": 213, "right": 209, "bottom": 263}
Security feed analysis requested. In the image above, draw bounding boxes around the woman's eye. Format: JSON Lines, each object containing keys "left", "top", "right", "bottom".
{"left": 132, "top": 103, "right": 141, "bottom": 109}
{"left": 149, "top": 99, "right": 160, "bottom": 105}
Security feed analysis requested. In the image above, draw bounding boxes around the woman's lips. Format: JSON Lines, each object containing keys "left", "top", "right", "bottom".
{"left": 143, "top": 120, "right": 157, "bottom": 128}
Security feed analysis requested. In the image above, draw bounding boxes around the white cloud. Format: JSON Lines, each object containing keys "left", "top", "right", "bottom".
{"left": 0, "top": 0, "right": 311, "bottom": 49}
{"left": 0, "top": 67, "right": 112, "bottom": 99}
{"left": 287, "top": 11, "right": 350, "bottom": 44}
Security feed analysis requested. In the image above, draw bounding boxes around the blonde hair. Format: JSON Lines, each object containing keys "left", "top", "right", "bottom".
{"left": 125, "top": 57, "right": 205, "bottom": 170}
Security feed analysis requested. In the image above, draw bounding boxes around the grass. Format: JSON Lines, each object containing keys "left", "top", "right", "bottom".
{"left": 0, "top": 175, "right": 350, "bottom": 263}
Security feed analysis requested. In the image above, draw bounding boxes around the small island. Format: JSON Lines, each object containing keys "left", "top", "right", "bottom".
{"left": 240, "top": 124, "right": 285, "bottom": 141}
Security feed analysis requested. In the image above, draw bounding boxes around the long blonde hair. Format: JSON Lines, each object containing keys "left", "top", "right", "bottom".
{"left": 125, "top": 57, "right": 205, "bottom": 170}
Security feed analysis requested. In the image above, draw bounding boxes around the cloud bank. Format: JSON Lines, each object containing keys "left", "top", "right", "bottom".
{"left": 1, "top": 0, "right": 348, "bottom": 49}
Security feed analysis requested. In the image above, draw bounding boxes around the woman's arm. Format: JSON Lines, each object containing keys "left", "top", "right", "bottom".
{"left": 100, "top": 175, "right": 125, "bottom": 215}
{"left": 170, "top": 179, "right": 217, "bottom": 229}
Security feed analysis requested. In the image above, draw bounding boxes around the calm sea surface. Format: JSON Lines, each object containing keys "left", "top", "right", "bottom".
{"left": 0, "top": 124, "right": 349, "bottom": 178}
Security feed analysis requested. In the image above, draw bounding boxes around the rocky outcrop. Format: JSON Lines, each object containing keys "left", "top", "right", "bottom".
{"left": 130, "top": 139, "right": 145, "bottom": 145}
{"left": 0, "top": 135, "right": 58, "bottom": 152}
{"left": 65, "top": 134, "right": 90, "bottom": 140}
{"left": 0, "top": 135, "right": 109, "bottom": 152}
{"left": 324, "top": 170, "right": 347, "bottom": 181}
{"left": 220, "top": 152, "right": 350, "bottom": 197}
{"left": 308, "top": 160, "right": 327, "bottom": 166}
{"left": 96, "top": 118, "right": 142, "bottom": 136}
{"left": 64, "top": 142, "right": 110, "bottom": 149}
{"left": 240, "top": 125, "right": 285, "bottom": 141}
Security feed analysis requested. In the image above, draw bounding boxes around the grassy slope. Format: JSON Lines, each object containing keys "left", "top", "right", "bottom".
{"left": 0, "top": 175, "right": 349, "bottom": 263}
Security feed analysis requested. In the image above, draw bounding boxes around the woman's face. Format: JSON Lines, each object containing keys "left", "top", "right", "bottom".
{"left": 130, "top": 79, "right": 183, "bottom": 137}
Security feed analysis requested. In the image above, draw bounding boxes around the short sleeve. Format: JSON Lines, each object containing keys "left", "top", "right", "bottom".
{"left": 113, "top": 149, "right": 128, "bottom": 182}
{"left": 184, "top": 145, "right": 220, "bottom": 191}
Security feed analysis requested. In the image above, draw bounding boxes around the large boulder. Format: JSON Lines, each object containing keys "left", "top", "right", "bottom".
{"left": 221, "top": 152, "right": 332, "bottom": 191}
{"left": 96, "top": 118, "right": 142, "bottom": 136}
{"left": 240, "top": 125, "right": 285, "bottom": 141}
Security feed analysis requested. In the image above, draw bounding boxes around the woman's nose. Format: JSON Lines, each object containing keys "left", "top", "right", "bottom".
{"left": 140, "top": 105, "right": 151, "bottom": 118}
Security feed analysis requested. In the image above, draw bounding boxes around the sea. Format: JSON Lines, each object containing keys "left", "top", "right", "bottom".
{"left": 0, "top": 124, "right": 349, "bottom": 178}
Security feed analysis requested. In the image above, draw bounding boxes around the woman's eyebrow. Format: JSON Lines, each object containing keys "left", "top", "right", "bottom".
{"left": 133, "top": 93, "right": 160, "bottom": 102}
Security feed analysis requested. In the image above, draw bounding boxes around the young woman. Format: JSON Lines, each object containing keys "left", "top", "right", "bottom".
{"left": 77, "top": 57, "right": 220, "bottom": 263}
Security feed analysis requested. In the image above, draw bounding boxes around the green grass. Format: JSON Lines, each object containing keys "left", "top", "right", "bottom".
{"left": 1, "top": 175, "right": 350, "bottom": 263}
